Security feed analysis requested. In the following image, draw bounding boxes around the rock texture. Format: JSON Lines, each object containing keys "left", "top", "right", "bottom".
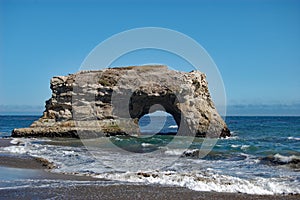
{"left": 12, "top": 65, "right": 230, "bottom": 138}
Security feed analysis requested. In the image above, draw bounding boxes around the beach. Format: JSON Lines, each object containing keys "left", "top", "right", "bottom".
{"left": 2, "top": 184, "right": 300, "bottom": 200}
{"left": 0, "top": 138, "right": 299, "bottom": 200}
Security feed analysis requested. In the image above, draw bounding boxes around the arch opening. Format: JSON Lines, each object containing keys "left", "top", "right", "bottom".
{"left": 110, "top": 88, "right": 198, "bottom": 153}
{"left": 138, "top": 110, "right": 178, "bottom": 137}
{"left": 128, "top": 90, "right": 183, "bottom": 130}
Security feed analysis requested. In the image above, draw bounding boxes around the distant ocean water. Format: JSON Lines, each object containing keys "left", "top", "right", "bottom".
{"left": 0, "top": 116, "right": 40, "bottom": 137}
{"left": 0, "top": 116, "right": 299, "bottom": 195}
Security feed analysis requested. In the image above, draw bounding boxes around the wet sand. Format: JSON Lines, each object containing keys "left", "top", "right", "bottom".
{"left": 1, "top": 184, "right": 299, "bottom": 200}
{"left": 0, "top": 155, "right": 99, "bottom": 181}
{"left": 0, "top": 138, "right": 99, "bottom": 181}
{"left": 0, "top": 154, "right": 53, "bottom": 169}
{"left": 0, "top": 139, "right": 12, "bottom": 148}
{"left": 0, "top": 138, "right": 299, "bottom": 200}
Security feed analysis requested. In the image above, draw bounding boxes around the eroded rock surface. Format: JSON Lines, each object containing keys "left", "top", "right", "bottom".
{"left": 12, "top": 65, "right": 230, "bottom": 138}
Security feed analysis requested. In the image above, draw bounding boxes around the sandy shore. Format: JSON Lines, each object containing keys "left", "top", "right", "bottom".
{"left": 0, "top": 138, "right": 12, "bottom": 148}
{"left": 0, "top": 138, "right": 299, "bottom": 200}
{"left": 1, "top": 184, "right": 299, "bottom": 200}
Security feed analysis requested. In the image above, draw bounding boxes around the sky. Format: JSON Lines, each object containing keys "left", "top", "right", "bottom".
{"left": 0, "top": 0, "right": 300, "bottom": 115}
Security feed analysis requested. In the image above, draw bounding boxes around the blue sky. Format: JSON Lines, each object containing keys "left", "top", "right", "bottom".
{"left": 0, "top": 0, "right": 299, "bottom": 115}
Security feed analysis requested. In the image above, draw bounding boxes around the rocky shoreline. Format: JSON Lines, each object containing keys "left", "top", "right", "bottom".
{"left": 12, "top": 65, "right": 230, "bottom": 138}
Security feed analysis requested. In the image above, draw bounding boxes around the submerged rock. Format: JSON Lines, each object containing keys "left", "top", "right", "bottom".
{"left": 12, "top": 65, "right": 230, "bottom": 138}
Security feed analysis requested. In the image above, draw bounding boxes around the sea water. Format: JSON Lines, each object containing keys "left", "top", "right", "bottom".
{"left": 0, "top": 116, "right": 299, "bottom": 195}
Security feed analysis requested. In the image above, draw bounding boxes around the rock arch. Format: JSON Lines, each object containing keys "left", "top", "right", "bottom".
{"left": 12, "top": 65, "right": 230, "bottom": 138}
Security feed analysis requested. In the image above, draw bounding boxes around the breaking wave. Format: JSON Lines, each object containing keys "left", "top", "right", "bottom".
{"left": 260, "top": 154, "right": 300, "bottom": 170}
{"left": 1, "top": 138, "right": 300, "bottom": 195}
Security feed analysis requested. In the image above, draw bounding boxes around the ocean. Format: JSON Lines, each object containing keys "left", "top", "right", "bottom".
{"left": 0, "top": 116, "right": 299, "bottom": 195}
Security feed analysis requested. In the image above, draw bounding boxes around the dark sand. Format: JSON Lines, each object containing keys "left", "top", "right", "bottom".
{"left": 0, "top": 155, "right": 99, "bottom": 181}
{"left": 0, "top": 138, "right": 299, "bottom": 200}
{"left": 0, "top": 154, "right": 53, "bottom": 169}
{"left": 0, "top": 139, "right": 13, "bottom": 148}
{"left": 1, "top": 185, "right": 299, "bottom": 200}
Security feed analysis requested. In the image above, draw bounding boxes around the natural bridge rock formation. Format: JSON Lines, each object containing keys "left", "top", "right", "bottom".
{"left": 12, "top": 65, "right": 230, "bottom": 138}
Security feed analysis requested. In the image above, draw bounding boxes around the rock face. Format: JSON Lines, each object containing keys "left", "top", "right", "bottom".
{"left": 12, "top": 65, "right": 230, "bottom": 138}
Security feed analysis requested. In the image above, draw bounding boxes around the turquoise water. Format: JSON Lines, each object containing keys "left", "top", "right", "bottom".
{"left": 207, "top": 116, "right": 300, "bottom": 160}
{"left": 0, "top": 116, "right": 299, "bottom": 194}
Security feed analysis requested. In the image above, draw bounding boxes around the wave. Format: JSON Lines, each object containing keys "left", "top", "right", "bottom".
{"left": 1, "top": 138, "right": 299, "bottom": 195}
{"left": 111, "top": 137, "right": 124, "bottom": 141}
{"left": 168, "top": 125, "right": 178, "bottom": 129}
{"left": 220, "top": 136, "right": 239, "bottom": 140}
{"left": 241, "top": 145, "right": 250, "bottom": 150}
{"left": 164, "top": 149, "right": 202, "bottom": 158}
{"left": 260, "top": 154, "right": 300, "bottom": 170}
{"left": 274, "top": 154, "right": 300, "bottom": 164}
{"left": 141, "top": 143, "right": 153, "bottom": 147}
{"left": 287, "top": 136, "right": 300, "bottom": 141}
{"left": 164, "top": 149, "right": 184, "bottom": 156}
{"left": 93, "top": 170, "right": 300, "bottom": 195}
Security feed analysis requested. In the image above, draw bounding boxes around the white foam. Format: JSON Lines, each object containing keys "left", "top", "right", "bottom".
{"left": 168, "top": 125, "right": 178, "bottom": 129}
{"left": 9, "top": 137, "right": 51, "bottom": 145}
{"left": 141, "top": 143, "right": 153, "bottom": 147}
{"left": 288, "top": 136, "right": 300, "bottom": 141}
{"left": 62, "top": 150, "right": 77, "bottom": 156}
{"left": 231, "top": 144, "right": 240, "bottom": 148}
{"left": 93, "top": 170, "right": 300, "bottom": 195}
{"left": 1, "top": 138, "right": 36, "bottom": 154}
{"left": 3, "top": 145, "right": 28, "bottom": 154}
{"left": 2, "top": 138, "right": 299, "bottom": 195}
{"left": 220, "top": 136, "right": 239, "bottom": 140}
{"left": 274, "top": 154, "right": 300, "bottom": 163}
{"left": 164, "top": 149, "right": 184, "bottom": 156}
{"left": 228, "top": 131, "right": 239, "bottom": 136}
{"left": 241, "top": 145, "right": 250, "bottom": 150}
{"left": 113, "top": 137, "right": 123, "bottom": 141}
{"left": 10, "top": 138, "right": 25, "bottom": 145}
